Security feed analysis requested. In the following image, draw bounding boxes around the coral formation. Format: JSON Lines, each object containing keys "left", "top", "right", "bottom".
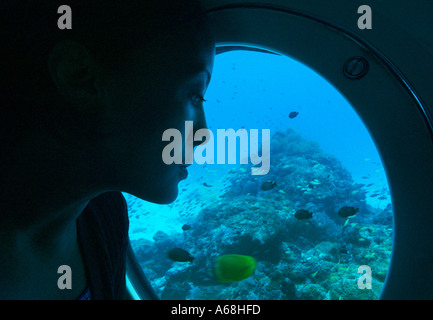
{"left": 129, "top": 128, "right": 392, "bottom": 300}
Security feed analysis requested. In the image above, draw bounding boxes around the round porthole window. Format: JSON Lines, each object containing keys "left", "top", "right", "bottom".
{"left": 125, "top": 49, "right": 392, "bottom": 300}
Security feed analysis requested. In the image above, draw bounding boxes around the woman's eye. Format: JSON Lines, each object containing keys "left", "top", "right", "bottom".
{"left": 191, "top": 94, "right": 206, "bottom": 107}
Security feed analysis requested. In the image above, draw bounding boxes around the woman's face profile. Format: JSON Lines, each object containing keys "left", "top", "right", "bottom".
{"left": 96, "top": 28, "right": 215, "bottom": 204}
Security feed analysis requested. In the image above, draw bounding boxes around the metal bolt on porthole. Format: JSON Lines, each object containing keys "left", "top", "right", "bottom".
{"left": 343, "top": 56, "right": 369, "bottom": 79}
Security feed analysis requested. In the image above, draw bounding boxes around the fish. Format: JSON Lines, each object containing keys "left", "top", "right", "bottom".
{"left": 288, "top": 111, "right": 299, "bottom": 119}
{"left": 294, "top": 209, "right": 313, "bottom": 220}
{"left": 181, "top": 224, "right": 191, "bottom": 231}
{"left": 337, "top": 206, "right": 359, "bottom": 218}
{"left": 378, "top": 196, "right": 387, "bottom": 200}
{"left": 343, "top": 218, "right": 351, "bottom": 227}
{"left": 310, "top": 179, "right": 321, "bottom": 185}
{"left": 167, "top": 248, "right": 194, "bottom": 262}
{"left": 203, "top": 182, "right": 212, "bottom": 187}
{"left": 369, "top": 193, "right": 380, "bottom": 197}
{"left": 213, "top": 254, "right": 256, "bottom": 283}
{"left": 361, "top": 176, "right": 369, "bottom": 179}
{"left": 261, "top": 180, "right": 277, "bottom": 191}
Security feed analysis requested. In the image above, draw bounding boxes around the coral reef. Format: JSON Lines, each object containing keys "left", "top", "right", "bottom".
{"left": 129, "top": 128, "right": 392, "bottom": 300}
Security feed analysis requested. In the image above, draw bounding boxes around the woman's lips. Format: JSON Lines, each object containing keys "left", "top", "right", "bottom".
{"left": 179, "top": 165, "right": 190, "bottom": 179}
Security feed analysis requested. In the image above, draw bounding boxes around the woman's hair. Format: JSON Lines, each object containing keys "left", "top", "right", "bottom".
{"left": 0, "top": 0, "right": 212, "bottom": 153}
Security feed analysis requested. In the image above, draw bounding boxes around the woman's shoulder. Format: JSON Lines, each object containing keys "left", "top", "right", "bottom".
{"left": 91, "top": 191, "right": 128, "bottom": 215}
{"left": 78, "top": 191, "right": 129, "bottom": 248}
{"left": 77, "top": 191, "right": 129, "bottom": 299}
{"left": 87, "top": 191, "right": 128, "bottom": 219}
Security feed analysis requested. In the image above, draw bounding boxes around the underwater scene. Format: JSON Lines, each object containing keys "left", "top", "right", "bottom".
{"left": 126, "top": 51, "right": 393, "bottom": 300}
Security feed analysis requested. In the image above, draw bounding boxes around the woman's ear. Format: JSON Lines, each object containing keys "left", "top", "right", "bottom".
{"left": 48, "top": 40, "right": 100, "bottom": 107}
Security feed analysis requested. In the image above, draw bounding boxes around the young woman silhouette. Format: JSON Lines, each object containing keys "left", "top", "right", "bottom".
{"left": 0, "top": 0, "right": 214, "bottom": 299}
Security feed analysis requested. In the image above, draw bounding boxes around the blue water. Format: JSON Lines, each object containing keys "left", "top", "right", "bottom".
{"left": 205, "top": 51, "right": 386, "bottom": 187}
{"left": 125, "top": 50, "right": 392, "bottom": 299}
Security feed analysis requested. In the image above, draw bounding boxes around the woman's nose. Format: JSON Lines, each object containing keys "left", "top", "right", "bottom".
{"left": 192, "top": 108, "right": 209, "bottom": 148}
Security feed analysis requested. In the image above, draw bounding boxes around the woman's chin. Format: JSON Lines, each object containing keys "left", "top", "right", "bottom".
{"left": 132, "top": 184, "right": 179, "bottom": 204}
{"left": 124, "top": 167, "right": 184, "bottom": 204}
{"left": 151, "top": 191, "right": 179, "bottom": 204}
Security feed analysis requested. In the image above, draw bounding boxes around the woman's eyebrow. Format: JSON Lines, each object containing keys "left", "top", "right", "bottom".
{"left": 187, "top": 67, "right": 211, "bottom": 85}
{"left": 204, "top": 70, "right": 211, "bottom": 85}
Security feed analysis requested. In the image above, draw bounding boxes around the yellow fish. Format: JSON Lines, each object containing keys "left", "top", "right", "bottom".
{"left": 214, "top": 254, "right": 256, "bottom": 283}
